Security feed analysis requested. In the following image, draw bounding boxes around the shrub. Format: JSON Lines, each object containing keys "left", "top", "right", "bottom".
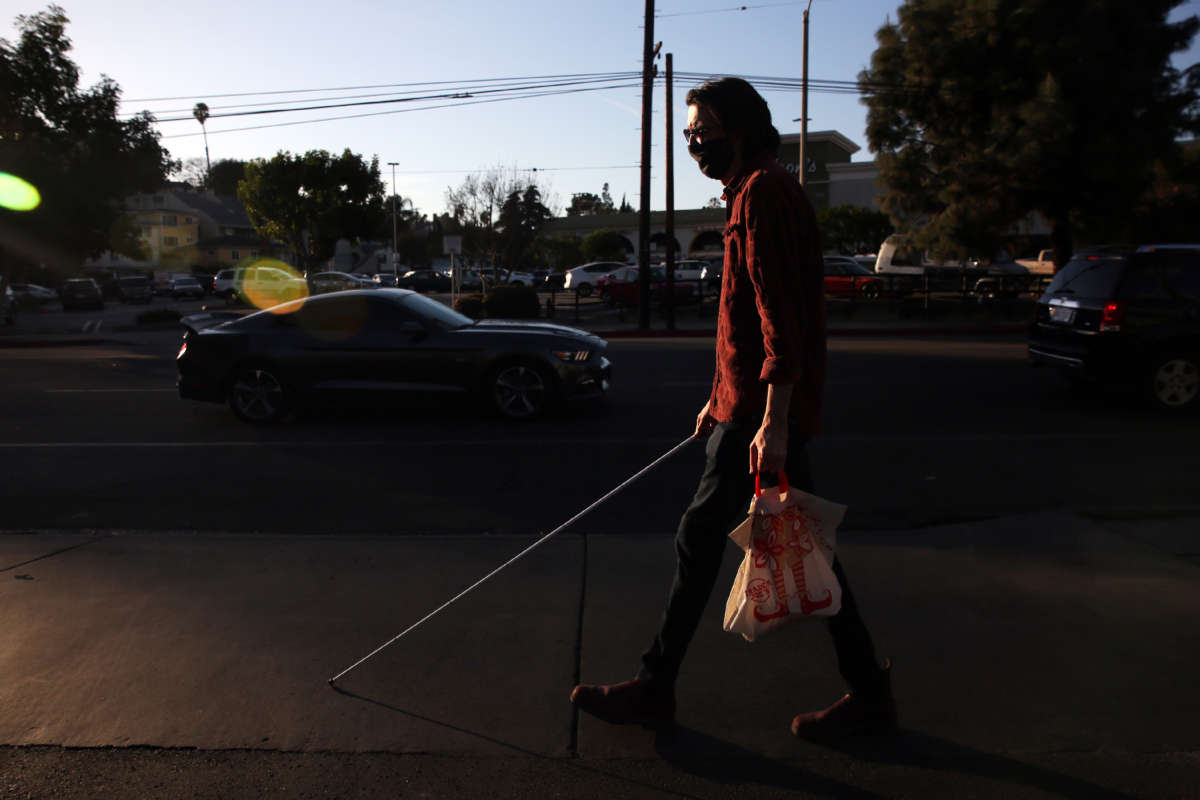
{"left": 453, "top": 293, "right": 484, "bottom": 319}
{"left": 135, "top": 308, "right": 182, "bottom": 326}
{"left": 484, "top": 285, "right": 540, "bottom": 319}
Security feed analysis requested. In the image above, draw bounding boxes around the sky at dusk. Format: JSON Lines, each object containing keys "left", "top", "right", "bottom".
{"left": 20, "top": 0, "right": 1200, "bottom": 220}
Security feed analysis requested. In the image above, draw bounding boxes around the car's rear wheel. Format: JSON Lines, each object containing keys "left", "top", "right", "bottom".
{"left": 1147, "top": 352, "right": 1199, "bottom": 412}
{"left": 228, "top": 364, "right": 289, "bottom": 424}
{"left": 860, "top": 282, "right": 880, "bottom": 301}
{"left": 489, "top": 362, "right": 552, "bottom": 420}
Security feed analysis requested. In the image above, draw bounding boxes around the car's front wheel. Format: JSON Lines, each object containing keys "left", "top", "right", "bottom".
{"left": 228, "top": 364, "right": 289, "bottom": 424}
{"left": 576, "top": 282, "right": 592, "bottom": 298}
{"left": 1147, "top": 352, "right": 1199, "bottom": 412}
{"left": 489, "top": 361, "right": 552, "bottom": 420}
{"left": 860, "top": 282, "right": 881, "bottom": 300}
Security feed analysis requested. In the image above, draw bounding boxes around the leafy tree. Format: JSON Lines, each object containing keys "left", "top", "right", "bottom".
{"left": 860, "top": 0, "right": 1199, "bottom": 268}
{"left": 537, "top": 234, "right": 584, "bottom": 271}
{"left": 238, "top": 149, "right": 385, "bottom": 272}
{"left": 581, "top": 229, "right": 633, "bottom": 262}
{"left": 497, "top": 185, "right": 551, "bottom": 268}
{"left": 207, "top": 159, "right": 248, "bottom": 196}
{"left": 444, "top": 166, "right": 546, "bottom": 267}
{"left": 817, "top": 204, "right": 893, "bottom": 255}
{"left": 0, "top": 5, "right": 174, "bottom": 278}
{"left": 566, "top": 182, "right": 617, "bottom": 216}
{"left": 173, "top": 157, "right": 208, "bottom": 188}
{"left": 703, "top": 196, "right": 723, "bottom": 210}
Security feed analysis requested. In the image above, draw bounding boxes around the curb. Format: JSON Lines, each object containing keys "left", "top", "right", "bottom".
{"left": 590, "top": 324, "right": 1029, "bottom": 339}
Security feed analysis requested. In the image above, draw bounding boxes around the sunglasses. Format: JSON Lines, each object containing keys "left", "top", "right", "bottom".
{"left": 682, "top": 126, "right": 721, "bottom": 145}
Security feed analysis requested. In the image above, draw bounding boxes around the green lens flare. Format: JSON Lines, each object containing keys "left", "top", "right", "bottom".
{"left": 0, "top": 173, "right": 41, "bottom": 211}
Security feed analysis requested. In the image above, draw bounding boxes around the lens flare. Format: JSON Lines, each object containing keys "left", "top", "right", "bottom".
{"left": 0, "top": 173, "right": 41, "bottom": 211}
{"left": 235, "top": 259, "right": 309, "bottom": 313}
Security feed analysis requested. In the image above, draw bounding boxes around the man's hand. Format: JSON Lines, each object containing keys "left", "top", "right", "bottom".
{"left": 751, "top": 382, "right": 794, "bottom": 474}
{"left": 750, "top": 417, "right": 788, "bottom": 474}
{"left": 694, "top": 400, "right": 717, "bottom": 439}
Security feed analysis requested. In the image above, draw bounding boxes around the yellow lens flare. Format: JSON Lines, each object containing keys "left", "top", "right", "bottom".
{"left": 235, "top": 258, "right": 309, "bottom": 313}
{"left": 0, "top": 173, "right": 41, "bottom": 211}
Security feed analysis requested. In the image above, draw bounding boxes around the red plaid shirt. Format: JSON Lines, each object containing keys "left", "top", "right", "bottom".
{"left": 708, "top": 155, "right": 827, "bottom": 434}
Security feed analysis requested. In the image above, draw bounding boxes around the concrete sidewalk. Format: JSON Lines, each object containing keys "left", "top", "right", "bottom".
{"left": 2, "top": 512, "right": 1198, "bottom": 797}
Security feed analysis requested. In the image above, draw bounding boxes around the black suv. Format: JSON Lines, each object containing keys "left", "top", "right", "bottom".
{"left": 1028, "top": 245, "right": 1200, "bottom": 411}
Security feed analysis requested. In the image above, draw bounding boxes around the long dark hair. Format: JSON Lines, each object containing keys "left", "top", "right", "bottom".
{"left": 685, "top": 77, "right": 781, "bottom": 158}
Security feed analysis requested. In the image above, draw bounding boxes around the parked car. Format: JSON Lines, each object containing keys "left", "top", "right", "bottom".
{"left": 116, "top": 275, "right": 153, "bottom": 304}
{"left": 502, "top": 269, "right": 538, "bottom": 287}
{"left": 235, "top": 265, "right": 309, "bottom": 308}
{"left": 543, "top": 271, "right": 567, "bottom": 290}
{"left": 823, "top": 256, "right": 883, "bottom": 299}
{"left": 700, "top": 263, "right": 722, "bottom": 289}
{"left": 307, "top": 271, "right": 362, "bottom": 294}
{"left": 10, "top": 282, "right": 57, "bottom": 308}
{"left": 2, "top": 280, "right": 13, "bottom": 324}
{"left": 653, "top": 259, "right": 711, "bottom": 283}
{"left": 60, "top": 278, "right": 104, "bottom": 311}
{"left": 563, "top": 261, "right": 628, "bottom": 296}
{"left": 176, "top": 289, "right": 612, "bottom": 424}
{"left": 373, "top": 272, "right": 403, "bottom": 288}
{"left": 396, "top": 269, "right": 451, "bottom": 293}
{"left": 1028, "top": 244, "right": 1200, "bottom": 412}
{"left": 595, "top": 266, "right": 697, "bottom": 306}
{"left": 169, "top": 276, "right": 205, "bottom": 299}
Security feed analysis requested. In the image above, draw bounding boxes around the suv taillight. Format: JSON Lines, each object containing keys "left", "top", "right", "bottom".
{"left": 1100, "top": 301, "right": 1125, "bottom": 332}
{"left": 177, "top": 341, "right": 188, "bottom": 359}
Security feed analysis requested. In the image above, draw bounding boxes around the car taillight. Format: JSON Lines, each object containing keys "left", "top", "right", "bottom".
{"left": 177, "top": 341, "right": 188, "bottom": 359}
{"left": 1100, "top": 301, "right": 1125, "bottom": 332}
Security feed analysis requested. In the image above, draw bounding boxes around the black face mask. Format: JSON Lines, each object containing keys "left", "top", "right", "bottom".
{"left": 688, "top": 137, "right": 734, "bottom": 180}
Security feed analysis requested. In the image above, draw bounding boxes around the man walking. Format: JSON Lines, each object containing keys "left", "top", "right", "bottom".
{"left": 570, "top": 77, "right": 896, "bottom": 738}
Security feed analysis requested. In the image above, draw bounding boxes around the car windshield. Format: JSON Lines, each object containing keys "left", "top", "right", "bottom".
{"left": 399, "top": 292, "right": 473, "bottom": 329}
{"left": 843, "top": 262, "right": 874, "bottom": 276}
{"left": 1046, "top": 256, "right": 1125, "bottom": 298}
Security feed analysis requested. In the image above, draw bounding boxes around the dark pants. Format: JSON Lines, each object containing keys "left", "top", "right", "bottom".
{"left": 638, "top": 420, "right": 884, "bottom": 697}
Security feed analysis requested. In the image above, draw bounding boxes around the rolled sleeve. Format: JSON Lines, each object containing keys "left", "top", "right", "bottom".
{"left": 744, "top": 178, "right": 806, "bottom": 385}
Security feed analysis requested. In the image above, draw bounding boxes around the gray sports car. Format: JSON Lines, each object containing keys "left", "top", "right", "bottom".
{"left": 177, "top": 289, "right": 611, "bottom": 424}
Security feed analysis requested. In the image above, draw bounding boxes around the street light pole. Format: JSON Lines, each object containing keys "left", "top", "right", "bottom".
{"left": 800, "top": 0, "right": 813, "bottom": 188}
{"left": 388, "top": 161, "right": 399, "bottom": 280}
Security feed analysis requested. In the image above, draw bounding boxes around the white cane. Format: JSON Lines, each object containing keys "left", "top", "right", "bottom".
{"left": 328, "top": 435, "right": 696, "bottom": 686}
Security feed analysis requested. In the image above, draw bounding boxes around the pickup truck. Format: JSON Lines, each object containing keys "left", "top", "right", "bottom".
{"left": 1016, "top": 250, "right": 1056, "bottom": 275}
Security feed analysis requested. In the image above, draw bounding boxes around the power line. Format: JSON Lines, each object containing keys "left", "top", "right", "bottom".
{"left": 123, "top": 71, "right": 641, "bottom": 105}
{"left": 656, "top": 1, "right": 808, "bottom": 18}
{"left": 149, "top": 74, "right": 643, "bottom": 124}
{"left": 158, "top": 81, "right": 642, "bottom": 139}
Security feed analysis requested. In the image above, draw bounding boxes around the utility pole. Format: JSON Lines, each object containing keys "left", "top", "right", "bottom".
{"left": 388, "top": 161, "right": 399, "bottom": 280}
{"left": 799, "top": 0, "right": 813, "bottom": 187}
{"left": 637, "top": 0, "right": 658, "bottom": 330}
{"left": 664, "top": 53, "right": 676, "bottom": 331}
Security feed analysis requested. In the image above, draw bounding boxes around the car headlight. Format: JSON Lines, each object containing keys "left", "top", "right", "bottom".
{"left": 553, "top": 349, "right": 591, "bottom": 362}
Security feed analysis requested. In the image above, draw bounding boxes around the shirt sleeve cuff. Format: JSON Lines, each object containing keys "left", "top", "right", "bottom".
{"left": 760, "top": 357, "right": 801, "bottom": 383}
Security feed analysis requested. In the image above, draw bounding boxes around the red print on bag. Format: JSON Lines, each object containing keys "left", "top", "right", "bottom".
{"left": 749, "top": 507, "right": 833, "bottom": 622}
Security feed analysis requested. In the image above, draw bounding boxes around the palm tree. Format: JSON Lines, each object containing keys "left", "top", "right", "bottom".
{"left": 192, "top": 103, "right": 211, "bottom": 184}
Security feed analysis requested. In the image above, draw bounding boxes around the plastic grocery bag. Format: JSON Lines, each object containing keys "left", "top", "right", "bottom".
{"left": 723, "top": 472, "right": 846, "bottom": 642}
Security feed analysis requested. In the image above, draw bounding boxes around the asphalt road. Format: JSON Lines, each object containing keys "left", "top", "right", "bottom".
{"left": 2, "top": 327, "right": 1198, "bottom": 536}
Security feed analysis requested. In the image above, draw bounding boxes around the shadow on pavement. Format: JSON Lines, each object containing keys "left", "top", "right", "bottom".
{"left": 332, "top": 686, "right": 872, "bottom": 798}
{"left": 654, "top": 725, "right": 887, "bottom": 799}
{"left": 784, "top": 727, "right": 1136, "bottom": 800}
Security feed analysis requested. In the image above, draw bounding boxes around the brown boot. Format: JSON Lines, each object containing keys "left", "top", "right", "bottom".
{"left": 570, "top": 678, "right": 675, "bottom": 726}
{"left": 791, "top": 659, "right": 897, "bottom": 739}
